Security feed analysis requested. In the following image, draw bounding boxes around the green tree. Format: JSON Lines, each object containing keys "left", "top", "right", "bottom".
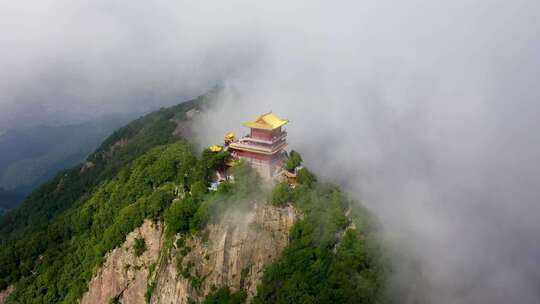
{"left": 297, "top": 167, "right": 316, "bottom": 187}
{"left": 133, "top": 237, "right": 147, "bottom": 257}
{"left": 204, "top": 287, "right": 247, "bottom": 304}
{"left": 271, "top": 183, "right": 293, "bottom": 206}
{"left": 230, "top": 161, "right": 261, "bottom": 198}
{"left": 285, "top": 150, "right": 303, "bottom": 172}
{"left": 164, "top": 197, "right": 200, "bottom": 236}
{"left": 191, "top": 181, "right": 208, "bottom": 199}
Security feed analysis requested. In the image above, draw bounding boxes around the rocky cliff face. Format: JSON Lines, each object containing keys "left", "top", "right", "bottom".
{"left": 0, "top": 286, "right": 14, "bottom": 304}
{"left": 82, "top": 202, "right": 297, "bottom": 304}
{"left": 81, "top": 220, "right": 164, "bottom": 304}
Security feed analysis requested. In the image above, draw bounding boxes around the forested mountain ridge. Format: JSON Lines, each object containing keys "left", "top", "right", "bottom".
{"left": 0, "top": 91, "right": 214, "bottom": 244}
{"left": 0, "top": 115, "right": 131, "bottom": 208}
{"left": 0, "top": 89, "right": 388, "bottom": 304}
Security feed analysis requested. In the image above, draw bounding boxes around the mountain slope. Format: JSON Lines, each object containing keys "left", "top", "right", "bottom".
{"left": 0, "top": 91, "right": 214, "bottom": 244}
{"left": 0, "top": 90, "right": 388, "bottom": 304}
{"left": 0, "top": 91, "right": 216, "bottom": 294}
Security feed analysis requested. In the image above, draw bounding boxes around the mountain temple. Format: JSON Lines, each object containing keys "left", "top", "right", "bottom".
{"left": 227, "top": 112, "right": 289, "bottom": 179}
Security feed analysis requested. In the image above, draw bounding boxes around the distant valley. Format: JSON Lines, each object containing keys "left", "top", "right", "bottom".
{"left": 0, "top": 115, "right": 132, "bottom": 211}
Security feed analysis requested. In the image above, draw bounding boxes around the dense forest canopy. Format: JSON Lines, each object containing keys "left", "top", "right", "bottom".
{"left": 0, "top": 93, "right": 388, "bottom": 303}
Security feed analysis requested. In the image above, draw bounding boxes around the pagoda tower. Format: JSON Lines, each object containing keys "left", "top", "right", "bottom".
{"left": 228, "top": 112, "right": 289, "bottom": 179}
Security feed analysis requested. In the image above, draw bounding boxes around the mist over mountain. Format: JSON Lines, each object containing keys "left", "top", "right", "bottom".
{"left": 1, "top": 1, "right": 540, "bottom": 303}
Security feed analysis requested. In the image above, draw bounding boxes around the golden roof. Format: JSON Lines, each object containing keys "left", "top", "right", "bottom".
{"left": 224, "top": 132, "right": 236, "bottom": 140}
{"left": 209, "top": 145, "right": 223, "bottom": 152}
{"left": 243, "top": 112, "right": 289, "bottom": 130}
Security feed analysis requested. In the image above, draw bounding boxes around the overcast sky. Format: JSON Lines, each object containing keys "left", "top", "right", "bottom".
{"left": 2, "top": 1, "right": 540, "bottom": 303}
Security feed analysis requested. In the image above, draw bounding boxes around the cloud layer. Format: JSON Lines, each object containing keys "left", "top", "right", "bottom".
{"left": 2, "top": 1, "right": 540, "bottom": 303}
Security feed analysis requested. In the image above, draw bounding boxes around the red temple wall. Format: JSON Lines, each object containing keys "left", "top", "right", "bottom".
{"left": 251, "top": 127, "right": 282, "bottom": 140}
{"left": 251, "top": 129, "right": 272, "bottom": 140}
{"left": 236, "top": 150, "right": 272, "bottom": 161}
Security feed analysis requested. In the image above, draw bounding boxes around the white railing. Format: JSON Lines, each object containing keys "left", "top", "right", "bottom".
{"left": 239, "top": 131, "right": 287, "bottom": 145}
{"left": 231, "top": 141, "right": 287, "bottom": 153}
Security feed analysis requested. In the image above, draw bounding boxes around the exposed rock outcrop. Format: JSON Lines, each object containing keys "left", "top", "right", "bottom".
{"left": 171, "top": 108, "right": 199, "bottom": 139}
{"left": 151, "top": 203, "right": 297, "bottom": 303}
{"left": 0, "top": 286, "right": 14, "bottom": 304}
{"left": 82, "top": 202, "right": 297, "bottom": 304}
{"left": 81, "top": 220, "right": 164, "bottom": 304}
{"left": 80, "top": 161, "right": 95, "bottom": 174}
